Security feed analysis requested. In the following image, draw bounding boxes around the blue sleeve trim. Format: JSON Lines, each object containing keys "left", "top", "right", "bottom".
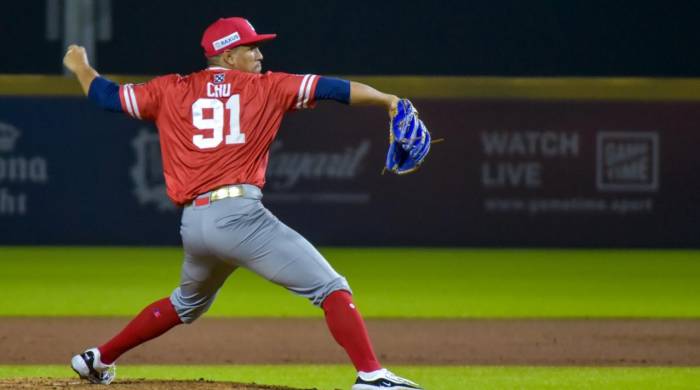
{"left": 88, "top": 76, "right": 122, "bottom": 112}
{"left": 315, "top": 77, "right": 350, "bottom": 104}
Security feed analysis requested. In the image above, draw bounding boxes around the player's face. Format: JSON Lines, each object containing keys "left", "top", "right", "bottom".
{"left": 228, "top": 45, "right": 264, "bottom": 73}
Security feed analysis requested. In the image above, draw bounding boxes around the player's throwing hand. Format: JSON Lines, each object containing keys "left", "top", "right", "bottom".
{"left": 63, "top": 45, "right": 90, "bottom": 73}
{"left": 63, "top": 44, "right": 99, "bottom": 95}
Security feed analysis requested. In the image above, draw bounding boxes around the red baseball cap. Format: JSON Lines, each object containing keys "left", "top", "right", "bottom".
{"left": 201, "top": 17, "right": 277, "bottom": 57}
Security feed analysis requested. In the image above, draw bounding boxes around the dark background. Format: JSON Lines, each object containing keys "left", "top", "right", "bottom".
{"left": 1, "top": 1, "right": 698, "bottom": 247}
{"left": 2, "top": 1, "right": 699, "bottom": 76}
{"left": 1, "top": 98, "right": 697, "bottom": 247}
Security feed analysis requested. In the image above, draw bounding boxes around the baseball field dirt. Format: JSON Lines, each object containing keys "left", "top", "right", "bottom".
{"left": 3, "top": 318, "right": 700, "bottom": 388}
{"left": 2, "top": 318, "right": 700, "bottom": 366}
{"left": 0, "top": 378, "right": 308, "bottom": 389}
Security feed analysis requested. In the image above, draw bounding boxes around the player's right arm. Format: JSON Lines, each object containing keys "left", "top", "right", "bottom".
{"left": 63, "top": 45, "right": 99, "bottom": 95}
{"left": 63, "top": 44, "right": 164, "bottom": 119}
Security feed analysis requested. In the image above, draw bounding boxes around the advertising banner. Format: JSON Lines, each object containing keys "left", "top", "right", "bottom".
{"left": 0, "top": 97, "right": 697, "bottom": 247}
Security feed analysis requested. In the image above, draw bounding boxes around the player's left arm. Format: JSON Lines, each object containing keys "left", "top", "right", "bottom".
{"left": 315, "top": 77, "right": 399, "bottom": 117}
{"left": 271, "top": 73, "right": 398, "bottom": 116}
{"left": 316, "top": 77, "right": 433, "bottom": 175}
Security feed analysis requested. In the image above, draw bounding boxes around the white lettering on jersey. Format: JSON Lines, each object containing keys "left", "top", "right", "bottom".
{"left": 207, "top": 83, "right": 232, "bottom": 98}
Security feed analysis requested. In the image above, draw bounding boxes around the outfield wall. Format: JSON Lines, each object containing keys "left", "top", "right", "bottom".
{"left": 0, "top": 76, "right": 698, "bottom": 247}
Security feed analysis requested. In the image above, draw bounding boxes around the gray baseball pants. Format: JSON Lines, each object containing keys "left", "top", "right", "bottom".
{"left": 170, "top": 184, "right": 351, "bottom": 323}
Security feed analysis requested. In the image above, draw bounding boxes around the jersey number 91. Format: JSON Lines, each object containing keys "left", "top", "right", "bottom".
{"left": 191, "top": 95, "right": 245, "bottom": 149}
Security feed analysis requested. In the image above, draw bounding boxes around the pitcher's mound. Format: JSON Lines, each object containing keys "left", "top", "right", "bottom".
{"left": 0, "top": 378, "right": 314, "bottom": 389}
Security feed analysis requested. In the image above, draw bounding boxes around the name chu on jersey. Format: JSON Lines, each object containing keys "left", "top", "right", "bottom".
{"left": 207, "top": 83, "right": 231, "bottom": 98}
{"left": 207, "top": 73, "right": 231, "bottom": 98}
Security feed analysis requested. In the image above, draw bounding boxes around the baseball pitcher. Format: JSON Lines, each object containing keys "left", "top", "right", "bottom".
{"left": 63, "top": 17, "right": 430, "bottom": 390}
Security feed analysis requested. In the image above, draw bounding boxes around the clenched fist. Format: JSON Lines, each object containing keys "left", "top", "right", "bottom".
{"left": 62, "top": 44, "right": 98, "bottom": 95}
{"left": 63, "top": 44, "right": 90, "bottom": 73}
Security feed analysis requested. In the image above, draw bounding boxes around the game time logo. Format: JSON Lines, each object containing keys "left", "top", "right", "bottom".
{"left": 596, "top": 131, "right": 659, "bottom": 192}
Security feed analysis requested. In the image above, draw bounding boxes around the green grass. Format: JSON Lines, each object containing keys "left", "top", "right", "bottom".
{"left": 2, "top": 247, "right": 699, "bottom": 388}
{"left": 2, "top": 365, "right": 700, "bottom": 389}
{"left": 1, "top": 247, "right": 699, "bottom": 317}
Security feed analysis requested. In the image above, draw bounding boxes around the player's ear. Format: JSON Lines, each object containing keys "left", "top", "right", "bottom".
{"left": 222, "top": 49, "right": 237, "bottom": 68}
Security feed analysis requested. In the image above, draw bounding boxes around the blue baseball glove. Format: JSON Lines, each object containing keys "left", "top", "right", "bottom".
{"left": 385, "top": 99, "right": 432, "bottom": 175}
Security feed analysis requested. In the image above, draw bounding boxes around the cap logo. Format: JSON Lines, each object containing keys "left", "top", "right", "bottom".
{"left": 212, "top": 31, "right": 241, "bottom": 51}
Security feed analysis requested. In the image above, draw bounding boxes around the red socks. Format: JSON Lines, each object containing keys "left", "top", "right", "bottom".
{"left": 97, "top": 292, "right": 378, "bottom": 371}
{"left": 322, "top": 290, "right": 381, "bottom": 372}
{"left": 98, "top": 297, "right": 182, "bottom": 364}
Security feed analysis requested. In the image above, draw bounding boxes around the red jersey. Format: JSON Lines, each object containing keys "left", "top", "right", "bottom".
{"left": 119, "top": 67, "right": 319, "bottom": 205}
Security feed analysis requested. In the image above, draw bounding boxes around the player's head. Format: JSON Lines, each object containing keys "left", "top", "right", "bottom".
{"left": 201, "top": 17, "right": 276, "bottom": 73}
